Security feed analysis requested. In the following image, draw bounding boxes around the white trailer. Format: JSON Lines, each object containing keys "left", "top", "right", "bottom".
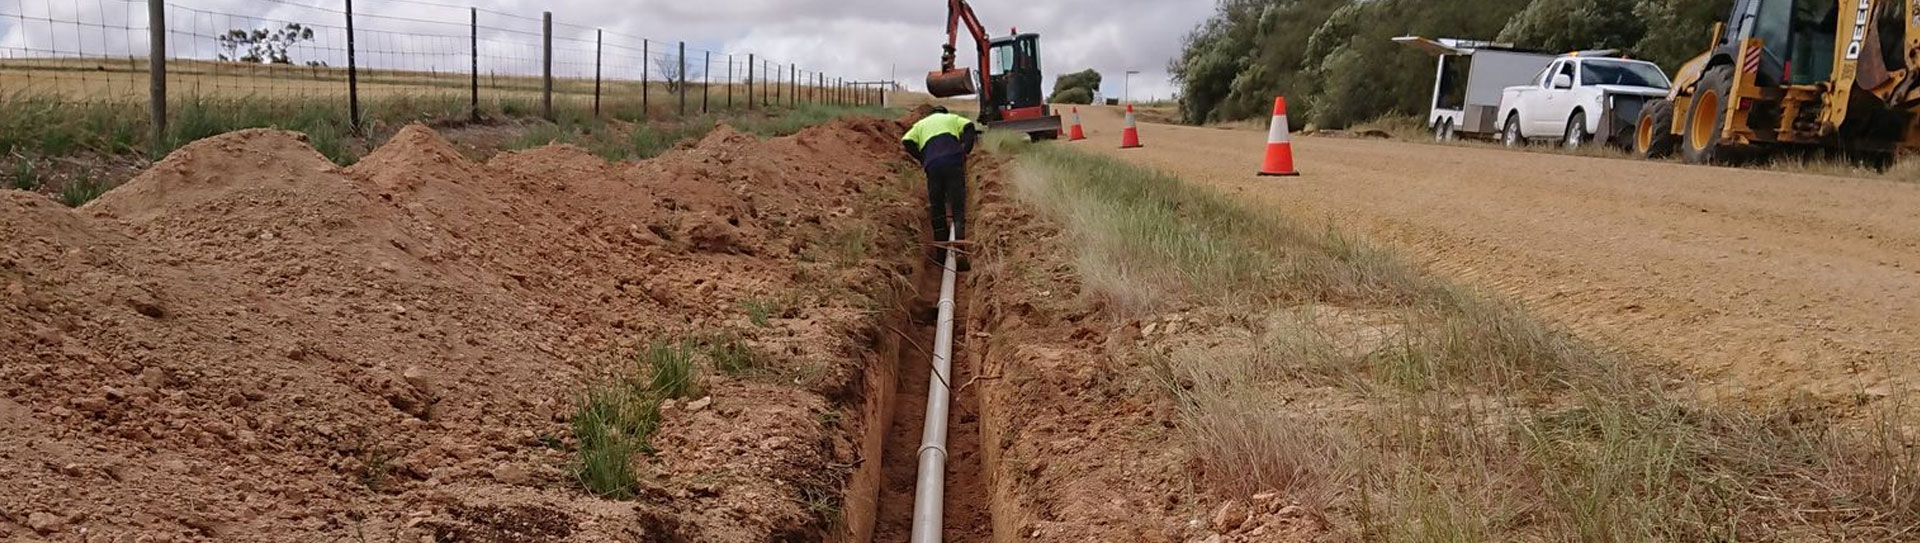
{"left": 1393, "top": 36, "right": 1555, "bottom": 141}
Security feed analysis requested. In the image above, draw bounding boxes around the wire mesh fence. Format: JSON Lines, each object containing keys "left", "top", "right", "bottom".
{"left": 0, "top": 0, "right": 893, "bottom": 157}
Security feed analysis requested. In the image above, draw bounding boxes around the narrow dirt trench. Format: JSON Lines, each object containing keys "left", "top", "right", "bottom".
{"left": 869, "top": 246, "right": 993, "bottom": 543}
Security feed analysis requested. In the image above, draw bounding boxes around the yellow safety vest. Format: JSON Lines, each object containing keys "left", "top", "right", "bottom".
{"left": 902, "top": 113, "right": 976, "bottom": 148}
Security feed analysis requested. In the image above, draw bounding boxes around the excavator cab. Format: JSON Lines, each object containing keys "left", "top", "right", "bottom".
{"left": 925, "top": 0, "right": 1062, "bottom": 140}
{"left": 983, "top": 33, "right": 1045, "bottom": 122}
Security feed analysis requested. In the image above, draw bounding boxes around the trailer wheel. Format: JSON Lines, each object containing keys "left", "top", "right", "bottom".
{"left": 1503, "top": 115, "right": 1525, "bottom": 148}
{"left": 1635, "top": 99, "right": 1677, "bottom": 159}
{"left": 1434, "top": 119, "right": 1456, "bottom": 142}
{"left": 1682, "top": 66, "right": 1734, "bottom": 165}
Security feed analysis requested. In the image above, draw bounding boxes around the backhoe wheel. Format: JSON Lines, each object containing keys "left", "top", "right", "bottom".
{"left": 1503, "top": 115, "right": 1525, "bottom": 148}
{"left": 1564, "top": 112, "right": 1588, "bottom": 151}
{"left": 1635, "top": 99, "right": 1677, "bottom": 159}
{"left": 1682, "top": 66, "right": 1734, "bottom": 165}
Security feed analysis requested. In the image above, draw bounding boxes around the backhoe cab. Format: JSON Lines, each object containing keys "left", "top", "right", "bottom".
{"left": 1635, "top": 0, "right": 1920, "bottom": 164}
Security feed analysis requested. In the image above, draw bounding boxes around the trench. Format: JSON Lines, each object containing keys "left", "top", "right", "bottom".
{"left": 863, "top": 249, "right": 992, "bottom": 542}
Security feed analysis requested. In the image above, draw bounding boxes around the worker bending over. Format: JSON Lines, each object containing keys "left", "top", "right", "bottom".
{"left": 900, "top": 105, "right": 979, "bottom": 271}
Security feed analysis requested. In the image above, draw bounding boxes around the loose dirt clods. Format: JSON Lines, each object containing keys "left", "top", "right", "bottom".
{"left": 1, "top": 114, "right": 922, "bottom": 541}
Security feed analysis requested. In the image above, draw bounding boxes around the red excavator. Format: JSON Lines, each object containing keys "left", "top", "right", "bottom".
{"left": 924, "top": 0, "right": 1062, "bottom": 140}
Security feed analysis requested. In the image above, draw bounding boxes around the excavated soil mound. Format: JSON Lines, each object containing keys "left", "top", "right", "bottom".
{"left": 1, "top": 117, "right": 918, "bottom": 541}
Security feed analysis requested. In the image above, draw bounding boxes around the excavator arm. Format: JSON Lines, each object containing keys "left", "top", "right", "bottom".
{"left": 926, "top": 0, "right": 992, "bottom": 105}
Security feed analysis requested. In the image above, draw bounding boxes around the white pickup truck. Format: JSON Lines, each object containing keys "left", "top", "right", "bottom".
{"left": 1496, "top": 55, "right": 1671, "bottom": 150}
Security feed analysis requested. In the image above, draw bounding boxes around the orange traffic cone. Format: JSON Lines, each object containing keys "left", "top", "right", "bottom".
{"left": 1067, "top": 107, "right": 1087, "bottom": 141}
{"left": 1258, "top": 97, "right": 1299, "bottom": 176}
{"left": 1120, "top": 105, "right": 1143, "bottom": 149}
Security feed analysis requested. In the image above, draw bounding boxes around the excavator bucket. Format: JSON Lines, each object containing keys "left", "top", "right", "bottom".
{"left": 926, "top": 68, "right": 978, "bottom": 98}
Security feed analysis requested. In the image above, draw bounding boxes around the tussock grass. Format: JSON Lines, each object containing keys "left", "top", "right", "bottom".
{"left": 8, "top": 160, "right": 41, "bottom": 191}
{"left": 740, "top": 298, "right": 782, "bottom": 328}
{"left": 1005, "top": 141, "right": 1920, "bottom": 539}
{"left": 570, "top": 337, "right": 706, "bottom": 499}
{"left": 57, "top": 177, "right": 108, "bottom": 207}
{"left": 702, "top": 333, "right": 763, "bottom": 377}
{"left": 642, "top": 339, "right": 701, "bottom": 400}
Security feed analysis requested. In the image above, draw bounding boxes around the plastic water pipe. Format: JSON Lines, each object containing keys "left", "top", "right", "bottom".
{"left": 910, "top": 232, "right": 960, "bottom": 543}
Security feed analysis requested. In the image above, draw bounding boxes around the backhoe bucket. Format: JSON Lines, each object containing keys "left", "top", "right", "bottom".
{"left": 926, "top": 68, "right": 978, "bottom": 98}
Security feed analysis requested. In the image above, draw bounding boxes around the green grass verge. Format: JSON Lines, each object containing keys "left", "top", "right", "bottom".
{"left": 1003, "top": 140, "right": 1920, "bottom": 540}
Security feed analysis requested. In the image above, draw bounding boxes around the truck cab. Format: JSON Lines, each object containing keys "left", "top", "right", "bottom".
{"left": 1498, "top": 55, "right": 1672, "bottom": 148}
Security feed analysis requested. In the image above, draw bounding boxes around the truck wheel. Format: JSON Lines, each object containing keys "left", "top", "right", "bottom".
{"left": 1681, "top": 66, "right": 1734, "bottom": 164}
{"left": 1635, "top": 99, "right": 1677, "bottom": 158}
{"left": 1503, "top": 115, "right": 1525, "bottom": 148}
{"left": 1564, "top": 112, "right": 1588, "bottom": 151}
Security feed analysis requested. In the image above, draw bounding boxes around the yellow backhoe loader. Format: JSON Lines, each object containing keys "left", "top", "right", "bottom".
{"left": 1635, "top": 0, "right": 1920, "bottom": 164}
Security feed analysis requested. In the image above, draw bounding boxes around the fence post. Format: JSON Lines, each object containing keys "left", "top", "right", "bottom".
{"left": 540, "top": 11, "right": 552, "bottom": 121}
{"left": 701, "top": 51, "right": 710, "bottom": 114}
{"left": 641, "top": 40, "right": 649, "bottom": 119}
{"left": 677, "top": 41, "right": 687, "bottom": 117}
{"left": 747, "top": 54, "right": 755, "bottom": 111}
{"left": 468, "top": 7, "right": 478, "bottom": 120}
{"left": 593, "top": 29, "right": 602, "bottom": 117}
{"left": 788, "top": 63, "right": 795, "bottom": 107}
{"left": 345, "top": 0, "right": 361, "bottom": 134}
{"left": 147, "top": 0, "right": 166, "bottom": 156}
{"left": 726, "top": 54, "right": 733, "bottom": 110}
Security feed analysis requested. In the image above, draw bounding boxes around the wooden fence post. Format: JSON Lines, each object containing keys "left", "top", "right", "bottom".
{"left": 147, "top": 0, "right": 166, "bottom": 156}
{"left": 468, "top": 7, "right": 478, "bottom": 120}
{"left": 701, "top": 51, "right": 710, "bottom": 114}
{"left": 345, "top": 0, "right": 361, "bottom": 133}
{"left": 747, "top": 54, "right": 755, "bottom": 111}
{"left": 541, "top": 11, "right": 552, "bottom": 121}
{"left": 593, "top": 29, "right": 602, "bottom": 117}
{"left": 641, "top": 40, "right": 649, "bottom": 119}
{"left": 677, "top": 41, "right": 686, "bottom": 117}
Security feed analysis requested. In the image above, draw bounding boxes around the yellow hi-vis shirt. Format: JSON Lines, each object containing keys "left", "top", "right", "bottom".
{"left": 902, "top": 112, "right": 977, "bottom": 148}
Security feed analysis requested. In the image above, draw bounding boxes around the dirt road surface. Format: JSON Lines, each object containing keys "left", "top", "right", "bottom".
{"left": 1067, "top": 105, "right": 1920, "bottom": 405}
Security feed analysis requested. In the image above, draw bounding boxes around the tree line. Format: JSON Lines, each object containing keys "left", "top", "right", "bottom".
{"left": 1170, "top": 0, "right": 1732, "bottom": 127}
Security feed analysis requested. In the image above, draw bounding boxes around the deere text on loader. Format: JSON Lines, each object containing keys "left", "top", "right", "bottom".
{"left": 1635, "top": 0, "right": 1920, "bottom": 164}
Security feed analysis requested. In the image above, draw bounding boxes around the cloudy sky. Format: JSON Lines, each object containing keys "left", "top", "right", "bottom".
{"left": 1, "top": 0, "right": 1209, "bottom": 101}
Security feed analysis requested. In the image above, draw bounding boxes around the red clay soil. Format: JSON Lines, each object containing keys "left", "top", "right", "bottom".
{"left": 0, "top": 116, "right": 921, "bottom": 541}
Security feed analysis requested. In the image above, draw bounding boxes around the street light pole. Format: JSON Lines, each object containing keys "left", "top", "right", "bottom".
{"left": 1124, "top": 70, "right": 1141, "bottom": 105}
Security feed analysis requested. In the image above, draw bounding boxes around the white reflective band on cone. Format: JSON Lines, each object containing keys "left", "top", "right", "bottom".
{"left": 1268, "top": 114, "right": 1290, "bottom": 143}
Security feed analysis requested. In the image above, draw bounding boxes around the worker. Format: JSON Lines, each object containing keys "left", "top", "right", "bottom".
{"left": 901, "top": 105, "right": 979, "bottom": 271}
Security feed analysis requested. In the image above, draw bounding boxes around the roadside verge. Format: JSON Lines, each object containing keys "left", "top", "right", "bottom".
{"left": 964, "top": 137, "right": 1920, "bottom": 541}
